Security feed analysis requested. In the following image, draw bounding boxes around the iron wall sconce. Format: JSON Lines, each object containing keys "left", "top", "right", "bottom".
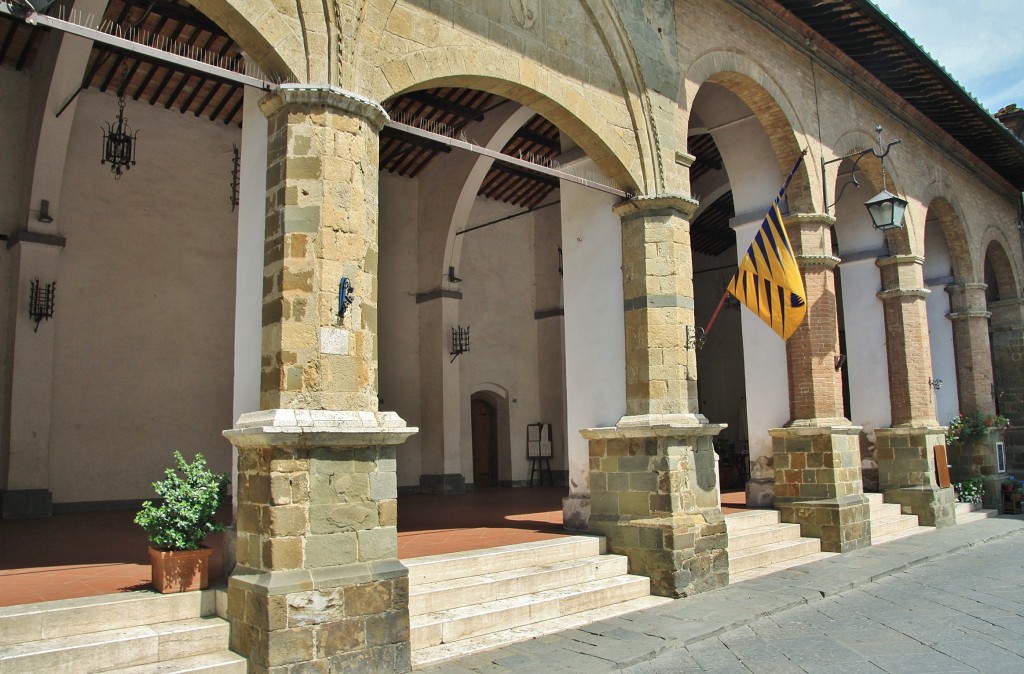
{"left": 822, "top": 125, "right": 908, "bottom": 231}
{"left": 685, "top": 325, "right": 707, "bottom": 350}
{"left": 929, "top": 377, "right": 943, "bottom": 390}
{"left": 338, "top": 277, "right": 354, "bottom": 323}
{"left": 450, "top": 325, "right": 470, "bottom": 362}
{"left": 834, "top": 354, "right": 847, "bottom": 371}
{"left": 38, "top": 199, "right": 53, "bottom": 223}
{"left": 29, "top": 278, "right": 55, "bottom": 331}
{"left": 448, "top": 266, "right": 462, "bottom": 283}
{"left": 229, "top": 145, "right": 240, "bottom": 211}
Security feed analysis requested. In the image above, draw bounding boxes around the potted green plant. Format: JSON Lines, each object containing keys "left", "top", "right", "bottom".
{"left": 135, "top": 451, "right": 229, "bottom": 593}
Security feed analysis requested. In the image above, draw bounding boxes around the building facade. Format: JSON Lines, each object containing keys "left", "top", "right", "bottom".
{"left": 1, "top": 0, "right": 1023, "bottom": 671}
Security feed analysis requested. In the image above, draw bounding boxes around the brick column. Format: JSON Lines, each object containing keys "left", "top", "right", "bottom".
{"left": 874, "top": 256, "right": 955, "bottom": 527}
{"left": 990, "top": 299, "right": 1024, "bottom": 474}
{"left": 223, "top": 86, "right": 417, "bottom": 674}
{"left": 584, "top": 195, "right": 726, "bottom": 598}
{"left": 771, "top": 214, "right": 870, "bottom": 553}
{"left": 876, "top": 256, "right": 938, "bottom": 426}
{"left": 946, "top": 283, "right": 996, "bottom": 415}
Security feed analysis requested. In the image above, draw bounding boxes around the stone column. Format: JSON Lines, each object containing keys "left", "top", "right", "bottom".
{"left": 258, "top": 85, "right": 385, "bottom": 414}
{"left": 946, "top": 428, "right": 1007, "bottom": 510}
{"left": 222, "top": 86, "right": 417, "bottom": 674}
{"left": 772, "top": 214, "right": 870, "bottom": 553}
{"left": 874, "top": 256, "right": 955, "bottom": 527}
{"left": 946, "top": 283, "right": 996, "bottom": 415}
{"left": 584, "top": 195, "right": 727, "bottom": 598}
{"left": 990, "top": 299, "right": 1024, "bottom": 474}
{"left": 945, "top": 282, "right": 1003, "bottom": 504}
{"left": 942, "top": 286, "right": 1007, "bottom": 506}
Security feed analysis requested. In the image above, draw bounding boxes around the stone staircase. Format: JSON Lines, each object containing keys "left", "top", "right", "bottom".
{"left": 725, "top": 510, "right": 836, "bottom": 583}
{"left": 955, "top": 501, "right": 999, "bottom": 523}
{"left": 0, "top": 589, "right": 244, "bottom": 673}
{"left": 866, "top": 493, "right": 929, "bottom": 544}
{"left": 406, "top": 536, "right": 670, "bottom": 668}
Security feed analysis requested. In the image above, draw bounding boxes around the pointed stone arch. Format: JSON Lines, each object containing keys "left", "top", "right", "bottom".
{"left": 982, "top": 235, "right": 1021, "bottom": 301}
{"left": 355, "top": 0, "right": 669, "bottom": 196}
{"left": 922, "top": 193, "right": 974, "bottom": 281}
{"left": 190, "top": 0, "right": 304, "bottom": 80}
{"left": 683, "top": 50, "right": 814, "bottom": 212}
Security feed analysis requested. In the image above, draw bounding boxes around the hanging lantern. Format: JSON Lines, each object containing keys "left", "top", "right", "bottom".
{"left": 101, "top": 64, "right": 138, "bottom": 179}
{"left": 864, "top": 188, "right": 908, "bottom": 231}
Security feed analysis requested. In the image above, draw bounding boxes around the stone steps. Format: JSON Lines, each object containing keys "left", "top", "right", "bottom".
{"left": 955, "top": 501, "right": 999, "bottom": 524}
{"left": 725, "top": 510, "right": 827, "bottom": 581}
{"left": 0, "top": 590, "right": 243, "bottom": 674}
{"left": 412, "top": 595, "right": 670, "bottom": 668}
{"left": 866, "top": 493, "right": 929, "bottom": 544}
{"left": 406, "top": 536, "right": 663, "bottom": 667}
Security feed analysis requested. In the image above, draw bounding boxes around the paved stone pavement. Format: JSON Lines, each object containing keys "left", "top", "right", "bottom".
{"left": 419, "top": 515, "right": 1024, "bottom": 673}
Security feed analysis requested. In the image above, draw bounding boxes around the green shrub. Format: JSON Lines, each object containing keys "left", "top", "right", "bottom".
{"left": 953, "top": 477, "right": 984, "bottom": 504}
{"left": 134, "top": 451, "right": 229, "bottom": 551}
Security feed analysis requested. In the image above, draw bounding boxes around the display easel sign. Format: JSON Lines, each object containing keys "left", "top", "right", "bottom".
{"left": 527, "top": 423, "right": 552, "bottom": 458}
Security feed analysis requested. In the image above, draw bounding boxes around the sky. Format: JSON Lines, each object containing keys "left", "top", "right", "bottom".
{"left": 870, "top": 0, "right": 1024, "bottom": 113}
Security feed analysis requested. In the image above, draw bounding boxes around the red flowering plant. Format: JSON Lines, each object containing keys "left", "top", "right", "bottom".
{"left": 946, "top": 412, "right": 1010, "bottom": 444}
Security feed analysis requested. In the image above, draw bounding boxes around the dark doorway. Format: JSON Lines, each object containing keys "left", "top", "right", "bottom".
{"left": 471, "top": 396, "right": 499, "bottom": 488}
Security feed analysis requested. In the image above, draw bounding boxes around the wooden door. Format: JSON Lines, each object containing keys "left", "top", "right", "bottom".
{"left": 471, "top": 398, "right": 498, "bottom": 488}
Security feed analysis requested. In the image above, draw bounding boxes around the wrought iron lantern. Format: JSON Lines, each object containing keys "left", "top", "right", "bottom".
{"left": 822, "top": 125, "right": 907, "bottom": 231}
{"left": 450, "top": 325, "right": 470, "bottom": 362}
{"left": 101, "top": 67, "right": 138, "bottom": 179}
{"left": 29, "top": 278, "right": 55, "bottom": 331}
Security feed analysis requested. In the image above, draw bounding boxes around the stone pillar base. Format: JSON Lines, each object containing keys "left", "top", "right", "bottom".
{"left": 980, "top": 474, "right": 1006, "bottom": 510}
{"left": 223, "top": 409, "right": 417, "bottom": 674}
{"left": 776, "top": 494, "right": 871, "bottom": 553}
{"left": 582, "top": 421, "right": 727, "bottom": 598}
{"left": 745, "top": 478, "right": 774, "bottom": 508}
{"left": 771, "top": 425, "right": 871, "bottom": 552}
{"left": 228, "top": 561, "right": 410, "bottom": 674}
{"left": 875, "top": 427, "right": 956, "bottom": 528}
{"left": 1, "top": 489, "right": 53, "bottom": 518}
{"left": 883, "top": 486, "right": 956, "bottom": 527}
{"left": 588, "top": 510, "right": 727, "bottom": 597}
{"left": 418, "top": 474, "right": 466, "bottom": 494}
{"left": 562, "top": 494, "right": 591, "bottom": 532}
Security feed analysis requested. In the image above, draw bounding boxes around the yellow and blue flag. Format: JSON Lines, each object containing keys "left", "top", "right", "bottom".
{"left": 726, "top": 153, "right": 807, "bottom": 341}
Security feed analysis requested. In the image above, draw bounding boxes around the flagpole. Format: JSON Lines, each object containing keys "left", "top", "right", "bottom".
{"left": 701, "top": 290, "right": 731, "bottom": 340}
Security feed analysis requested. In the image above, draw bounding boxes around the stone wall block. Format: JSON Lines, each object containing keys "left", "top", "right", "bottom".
{"left": 305, "top": 532, "right": 357, "bottom": 568}
{"left": 357, "top": 527, "right": 398, "bottom": 561}
{"left": 268, "top": 505, "right": 308, "bottom": 537}
{"left": 288, "top": 590, "right": 346, "bottom": 627}
{"left": 310, "top": 503, "right": 378, "bottom": 534}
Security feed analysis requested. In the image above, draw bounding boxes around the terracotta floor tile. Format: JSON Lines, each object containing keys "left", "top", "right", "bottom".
{"left": 0, "top": 487, "right": 749, "bottom": 607}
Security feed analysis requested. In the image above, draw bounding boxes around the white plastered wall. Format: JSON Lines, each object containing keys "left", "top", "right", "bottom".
{"left": 379, "top": 171, "right": 423, "bottom": 487}
{"left": 560, "top": 160, "right": 625, "bottom": 498}
{"left": 834, "top": 188, "right": 891, "bottom": 433}
{"left": 47, "top": 89, "right": 239, "bottom": 503}
{"left": 924, "top": 223, "right": 960, "bottom": 426}
{"left": 0, "top": 67, "right": 33, "bottom": 488}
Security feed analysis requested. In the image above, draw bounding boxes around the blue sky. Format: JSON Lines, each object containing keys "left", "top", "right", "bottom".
{"left": 870, "top": 0, "right": 1023, "bottom": 113}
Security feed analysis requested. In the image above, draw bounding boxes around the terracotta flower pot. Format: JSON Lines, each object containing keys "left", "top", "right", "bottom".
{"left": 148, "top": 546, "right": 212, "bottom": 593}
